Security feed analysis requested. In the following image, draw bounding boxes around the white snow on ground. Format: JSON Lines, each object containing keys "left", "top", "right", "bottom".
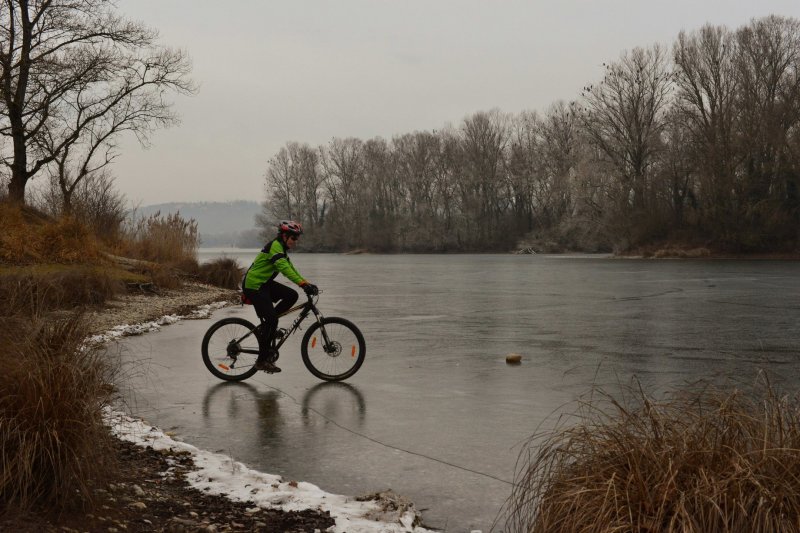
{"left": 99, "top": 303, "right": 438, "bottom": 533}
{"left": 87, "top": 301, "right": 229, "bottom": 344}
{"left": 106, "top": 410, "right": 433, "bottom": 533}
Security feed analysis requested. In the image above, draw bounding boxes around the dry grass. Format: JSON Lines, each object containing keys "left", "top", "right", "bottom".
{"left": 1, "top": 202, "right": 202, "bottom": 293}
{"left": 0, "top": 202, "right": 103, "bottom": 264}
{"left": 198, "top": 257, "right": 243, "bottom": 289}
{"left": 119, "top": 211, "right": 198, "bottom": 266}
{"left": 111, "top": 211, "right": 201, "bottom": 289}
{"left": 503, "top": 378, "right": 800, "bottom": 533}
{"left": 0, "top": 299, "right": 118, "bottom": 514}
{"left": 0, "top": 266, "right": 128, "bottom": 314}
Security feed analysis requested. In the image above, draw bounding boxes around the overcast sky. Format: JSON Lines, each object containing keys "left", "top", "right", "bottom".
{"left": 114, "top": 0, "right": 800, "bottom": 206}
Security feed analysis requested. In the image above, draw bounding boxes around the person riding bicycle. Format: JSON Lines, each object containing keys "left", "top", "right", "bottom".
{"left": 242, "top": 220, "right": 319, "bottom": 373}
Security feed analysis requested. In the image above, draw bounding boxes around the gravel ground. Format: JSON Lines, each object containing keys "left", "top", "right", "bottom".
{"left": 86, "top": 281, "right": 240, "bottom": 335}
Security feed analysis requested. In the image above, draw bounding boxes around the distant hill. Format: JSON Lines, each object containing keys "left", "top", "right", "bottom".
{"left": 135, "top": 200, "right": 264, "bottom": 247}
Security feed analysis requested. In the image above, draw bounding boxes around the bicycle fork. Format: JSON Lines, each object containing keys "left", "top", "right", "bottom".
{"left": 310, "top": 307, "right": 335, "bottom": 351}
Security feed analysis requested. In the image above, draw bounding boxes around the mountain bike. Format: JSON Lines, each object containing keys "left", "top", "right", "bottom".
{"left": 201, "top": 292, "right": 366, "bottom": 382}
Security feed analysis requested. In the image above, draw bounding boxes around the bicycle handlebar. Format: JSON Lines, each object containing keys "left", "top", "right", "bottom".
{"left": 305, "top": 289, "right": 323, "bottom": 301}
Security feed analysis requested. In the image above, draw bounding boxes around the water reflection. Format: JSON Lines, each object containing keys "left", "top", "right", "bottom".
{"left": 202, "top": 381, "right": 261, "bottom": 419}
{"left": 301, "top": 381, "right": 366, "bottom": 426}
{"left": 201, "top": 381, "right": 367, "bottom": 435}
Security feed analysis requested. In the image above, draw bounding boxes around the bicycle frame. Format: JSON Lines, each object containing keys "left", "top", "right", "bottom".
{"left": 233, "top": 294, "right": 331, "bottom": 355}
{"left": 274, "top": 294, "right": 329, "bottom": 350}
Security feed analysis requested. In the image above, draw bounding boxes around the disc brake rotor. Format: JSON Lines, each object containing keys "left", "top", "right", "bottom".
{"left": 325, "top": 341, "right": 342, "bottom": 357}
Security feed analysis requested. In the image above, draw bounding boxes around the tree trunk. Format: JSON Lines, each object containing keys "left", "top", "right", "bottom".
{"left": 7, "top": 171, "right": 27, "bottom": 203}
{"left": 4, "top": 0, "right": 33, "bottom": 204}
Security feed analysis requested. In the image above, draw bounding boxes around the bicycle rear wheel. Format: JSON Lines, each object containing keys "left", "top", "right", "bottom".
{"left": 301, "top": 317, "right": 366, "bottom": 382}
{"left": 202, "top": 317, "right": 261, "bottom": 381}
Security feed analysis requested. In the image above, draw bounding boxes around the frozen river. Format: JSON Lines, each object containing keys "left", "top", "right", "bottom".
{"left": 116, "top": 252, "right": 800, "bottom": 532}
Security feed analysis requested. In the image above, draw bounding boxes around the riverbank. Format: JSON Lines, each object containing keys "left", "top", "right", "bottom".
{"left": 2, "top": 281, "right": 431, "bottom": 533}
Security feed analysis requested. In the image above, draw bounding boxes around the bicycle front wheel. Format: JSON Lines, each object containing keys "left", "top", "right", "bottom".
{"left": 202, "top": 317, "right": 261, "bottom": 381}
{"left": 301, "top": 317, "right": 366, "bottom": 382}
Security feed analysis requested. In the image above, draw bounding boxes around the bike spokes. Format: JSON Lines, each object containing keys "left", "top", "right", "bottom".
{"left": 202, "top": 318, "right": 261, "bottom": 381}
{"left": 303, "top": 318, "right": 365, "bottom": 381}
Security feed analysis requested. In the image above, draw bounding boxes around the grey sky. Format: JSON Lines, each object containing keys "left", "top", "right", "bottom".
{"left": 114, "top": 0, "right": 800, "bottom": 205}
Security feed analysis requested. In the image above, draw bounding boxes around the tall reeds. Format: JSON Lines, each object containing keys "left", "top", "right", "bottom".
{"left": 121, "top": 210, "right": 198, "bottom": 266}
{"left": 0, "top": 300, "right": 118, "bottom": 514}
{"left": 503, "top": 379, "right": 800, "bottom": 533}
{"left": 114, "top": 210, "right": 201, "bottom": 288}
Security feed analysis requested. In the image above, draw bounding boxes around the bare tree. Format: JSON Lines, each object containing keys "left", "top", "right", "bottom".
{"left": 459, "top": 109, "right": 511, "bottom": 244}
{"left": 509, "top": 101, "right": 582, "bottom": 231}
{"left": 0, "top": 0, "right": 193, "bottom": 204}
{"left": 321, "top": 137, "right": 365, "bottom": 248}
{"left": 673, "top": 24, "right": 740, "bottom": 233}
{"left": 658, "top": 108, "right": 696, "bottom": 227}
{"left": 582, "top": 45, "right": 673, "bottom": 218}
{"left": 393, "top": 131, "right": 439, "bottom": 224}
{"left": 264, "top": 145, "right": 296, "bottom": 219}
{"left": 361, "top": 136, "right": 400, "bottom": 250}
{"left": 292, "top": 143, "right": 324, "bottom": 230}
{"left": 431, "top": 128, "right": 461, "bottom": 245}
{"left": 42, "top": 49, "right": 191, "bottom": 212}
{"left": 507, "top": 110, "right": 540, "bottom": 231}
{"left": 733, "top": 16, "right": 800, "bottom": 234}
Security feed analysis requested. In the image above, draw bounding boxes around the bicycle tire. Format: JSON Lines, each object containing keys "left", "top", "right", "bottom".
{"left": 301, "top": 317, "right": 366, "bottom": 382}
{"left": 202, "top": 317, "right": 261, "bottom": 381}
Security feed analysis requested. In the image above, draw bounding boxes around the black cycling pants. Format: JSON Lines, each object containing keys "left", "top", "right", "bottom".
{"left": 243, "top": 280, "right": 298, "bottom": 358}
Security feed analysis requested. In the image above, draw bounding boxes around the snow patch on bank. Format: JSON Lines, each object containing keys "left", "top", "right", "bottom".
{"left": 87, "top": 301, "right": 229, "bottom": 344}
{"left": 106, "top": 410, "right": 433, "bottom": 533}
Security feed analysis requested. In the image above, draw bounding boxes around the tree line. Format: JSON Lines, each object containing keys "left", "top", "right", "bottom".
{"left": 263, "top": 15, "right": 800, "bottom": 253}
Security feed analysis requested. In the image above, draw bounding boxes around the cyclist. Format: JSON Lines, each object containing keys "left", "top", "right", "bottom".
{"left": 242, "top": 220, "right": 318, "bottom": 373}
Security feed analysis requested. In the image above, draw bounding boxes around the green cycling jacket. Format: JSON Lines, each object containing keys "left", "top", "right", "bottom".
{"left": 243, "top": 238, "right": 306, "bottom": 290}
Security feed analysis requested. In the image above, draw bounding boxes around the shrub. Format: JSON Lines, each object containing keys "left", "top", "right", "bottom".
{"left": 0, "top": 309, "right": 117, "bottom": 513}
{"left": 504, "top": 378, "right": 800, "bottom": 533}
{"left": 198, "top": 257, "right": 243, "bottom": 289}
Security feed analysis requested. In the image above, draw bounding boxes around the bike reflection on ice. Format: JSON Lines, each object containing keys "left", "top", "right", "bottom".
{"left": 201, "top": 381, "right": 366, "bottom": 433}
{"left": 300, "top": 381, "right": 366, "bottom": 426}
